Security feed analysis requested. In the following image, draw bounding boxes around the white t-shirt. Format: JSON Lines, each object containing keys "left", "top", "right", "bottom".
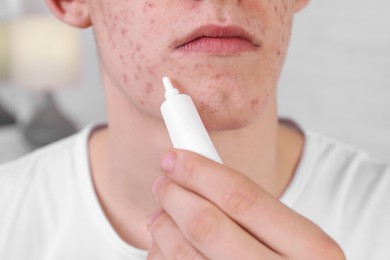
{"left": 0, "top": 124, "right": 389, "bottom": 259}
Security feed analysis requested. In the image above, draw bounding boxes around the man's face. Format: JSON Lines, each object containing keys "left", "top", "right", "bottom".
{"left": 88, "top": 0, "right": 298, "bottom": 130}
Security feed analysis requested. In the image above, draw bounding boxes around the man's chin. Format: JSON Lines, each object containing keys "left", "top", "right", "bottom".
{"left": 203, "top": 113, "right": 257, "bottom": 132}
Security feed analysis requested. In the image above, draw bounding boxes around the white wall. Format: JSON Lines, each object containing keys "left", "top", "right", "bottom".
{"left": 56, "top": 29, "right": 106, "bottom": 127}
{"left": 278, "top": 0, "right": 390, "bottom": 162}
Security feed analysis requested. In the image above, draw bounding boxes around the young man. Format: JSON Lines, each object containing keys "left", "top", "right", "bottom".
{"left": 1, "top": 0, "right": 389, "bottom": 259}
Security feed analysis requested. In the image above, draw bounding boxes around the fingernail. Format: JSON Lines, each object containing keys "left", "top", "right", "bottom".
{"left": 152, "top": 175, "right": 167, "bottom": 196}
{"left": 160, "top": 151, "right": 177, "bottom": 173}
{"left": 147, "top": 208, "right": 164, "bottom": 227}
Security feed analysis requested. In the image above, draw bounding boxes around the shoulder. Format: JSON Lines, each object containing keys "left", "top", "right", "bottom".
{"left": 0, "top": 130, "right": 85, "bottom": 217}
{"left": 0, "top": 124, "right": 105, "bottom": 258}
{"left": 0, "top": 128, "right": 85, "bottom": 187}
{"left": 0, "top": 123, "right": 101, "bottom": 200}
{"left": 0, "top": 123, "right": 100, "bottom": 215}
{"left": 303, "top": 131, "right": 390, "bottom": 184}
{"left": 287, "top": 130, "right": 390, "bottom": 203}
{"left": 283, "top": 130, "right": 390, "bottom": 258}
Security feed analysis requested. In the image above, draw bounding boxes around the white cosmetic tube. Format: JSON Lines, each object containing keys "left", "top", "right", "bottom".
{"left": 161, "top": 77, "right": 223, "bottom": 164}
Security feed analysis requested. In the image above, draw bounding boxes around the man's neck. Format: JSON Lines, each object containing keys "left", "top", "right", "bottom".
{"left": 88, "top": 79, "right": 303, "bottom": 250}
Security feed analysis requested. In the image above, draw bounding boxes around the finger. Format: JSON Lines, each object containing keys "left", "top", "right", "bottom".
{"left": 147, "top": 240, "right": 165, "bottom": 260}
{"left": 152, "top": 175, "right": 281, "bottom": 260}
{"left": 160, "top": 150, "right": 342, "bottom": 258}
{"left": 147, "top": 208, "right": 206, "bottom": 260}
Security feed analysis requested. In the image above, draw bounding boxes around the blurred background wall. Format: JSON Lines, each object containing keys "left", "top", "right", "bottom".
{"left": 0, "top": 0, "right": 389, "bottom": 162}
{"left": 278, "top": 0, "right": 390, "bottom": 162}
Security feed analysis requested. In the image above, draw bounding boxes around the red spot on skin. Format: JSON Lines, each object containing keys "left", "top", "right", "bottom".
{"left": 119, "top": 54, "right": 125, "bottom": 63}
{"left": 251, "top": 98, "right": 259, "bottom": 110}
{"left": 143, "top": 1, "right": 155, "bottom": 12}
{"left": 146, "top": 66, "right": 155, "bottom": 75}
{"left": 123, "top": 73, "right": 128, "bottom": 84}
{"left": 145, "top": 83, "right": 153, "bottom": 94}
{"left": 121, "top": 28, "right": 128, "bottom": 37}
{"left": 212, "top": 72, "right": 225, "bottom": 80}
{"left": 136, "top": 44, "right": 142, "bottom": 52}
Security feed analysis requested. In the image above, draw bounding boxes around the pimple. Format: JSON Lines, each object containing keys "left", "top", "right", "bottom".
{"left": 121, "top": 28, "right": 128, "bottom": 37}
{"left": 122, "top": 73, "right": 128, "bottom": 84}
{"left": 143, "top": 1, "right": 155, "bottom": 12}
{"left": 177, "top": 65, "right": 185, "bottom": 71}
{"left": 136, "top": 44, "right": 142, "bottom": 52}
{"left": 146, "top": 66, "right": 155, "bottom": 75}
{"left": 251, "top": 98, "right": 259, "bottom": 110}
{"left": 211, "top": 72, "right": 225, "bottom": 80}
{"left": 145, "top": 83, "right": 154, "bottom": 94}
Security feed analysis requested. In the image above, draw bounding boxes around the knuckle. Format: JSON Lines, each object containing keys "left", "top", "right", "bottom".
{"left": 187, "top": 208, "right": 218, "bottom": 243}
{"left": 146, "top": 245, "right": 160, "bottom": 260}
{"left": 149, "top": 214, "right": 168, "bottom": 237}
{"left": 180, "top": 159, "right": 197, "bottom": 187}
{"left": 172, "top": 242, "right": 199, "bottom": 260}
{"left": 305, "top": 231, "right": 346, "bottom": 260}
{"left": 224, "top": 182, "right": 258, "bottom": 214}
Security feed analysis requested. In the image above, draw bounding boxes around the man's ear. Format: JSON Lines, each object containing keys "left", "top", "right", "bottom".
{"left": 45, "top": 0, "right": 91, "bottom": 28}
{"left": 294, "top": 0, "right": 310, "bottom": 13}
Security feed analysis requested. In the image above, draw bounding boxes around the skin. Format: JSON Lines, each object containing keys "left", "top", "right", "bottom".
{"left": 47, "top": 0, "right": 346, "bottom": 259}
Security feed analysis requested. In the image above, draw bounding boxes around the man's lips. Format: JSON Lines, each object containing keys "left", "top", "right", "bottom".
{"left": 174, "top": 25, "right": 260, "bottom": 54}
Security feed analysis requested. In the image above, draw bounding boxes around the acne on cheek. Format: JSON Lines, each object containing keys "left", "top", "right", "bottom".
{"left": 137, "top": 82, "right": 155, "bottom": 107}
{"left": 251, "top": 98, "right": 260, "bottom": 111}
{"left": 265, "top": 1, "right": 292, "bottom": 60}
{"left": 144, "top": 1, "right": 156, "bottom": 11}
{"left": 122, "top": 73, "right": 129, "bottom": 84}
{"left": 145, "top": 83, "right": 154, "bottom": 94}
{"left": 121, "top": 28, "right": 128, "bottom": 37}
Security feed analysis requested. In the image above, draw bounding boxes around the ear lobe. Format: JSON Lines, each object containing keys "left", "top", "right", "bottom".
{"left": 45, "top": 0, "right": 91, "bottom": 28}
{"left": 294, "top": 0, "right": 310, "bottom": 13}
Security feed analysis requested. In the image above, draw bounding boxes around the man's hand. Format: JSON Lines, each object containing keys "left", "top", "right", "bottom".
{"left": 147, "top": 150, "right": 345, "bottom": 260}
